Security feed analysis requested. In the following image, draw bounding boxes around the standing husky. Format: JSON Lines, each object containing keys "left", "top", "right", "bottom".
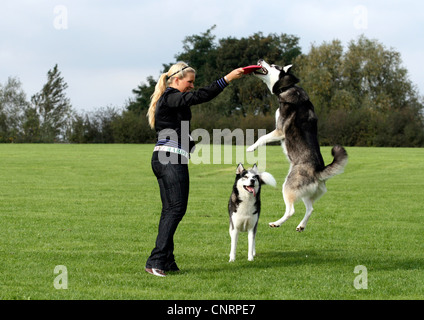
{"left": 247, "top": 59, "right": 348, "bottom": 232}
{"left": 228, "top": 163, "right": 276, "bottom": 262}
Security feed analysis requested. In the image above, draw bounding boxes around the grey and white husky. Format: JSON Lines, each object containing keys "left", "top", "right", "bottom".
{"left": 247, "top": 59, "right": 348, "bottom": 232}
{"left": 228, "top": 163, "right": 276, "bottom": 262}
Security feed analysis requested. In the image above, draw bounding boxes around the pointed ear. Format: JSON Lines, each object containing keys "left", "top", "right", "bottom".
{"left": 251, "top": 163, "right": 258, "bottom": 174}
{"left": 283, "top": 64, "right": 293, "bottom": 73}
{"left": 236, "top": 163, "right": 245, "bottom": 175}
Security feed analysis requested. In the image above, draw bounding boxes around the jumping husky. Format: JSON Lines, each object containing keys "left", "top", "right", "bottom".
{"left": 228, "top": 163, "right": 276, "bottom": 262}
{"left": 247, "top": 59, "right": 348, "bottom": 232}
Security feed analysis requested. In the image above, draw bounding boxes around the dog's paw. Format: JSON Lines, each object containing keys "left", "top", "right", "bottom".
{"left": 248, "top": 256, "right": 254, "bottom": 261}
{"left": 229, "top": 257, "right": 235, "bottom": 262}
{"left": 269, "top": 222, "right": 280, "bottom": 228}
{"left": 246, "top": 145, "right": 256, "bottom": 152}
{"left": 296, "top": 225, "right": 305, "bottom": 232}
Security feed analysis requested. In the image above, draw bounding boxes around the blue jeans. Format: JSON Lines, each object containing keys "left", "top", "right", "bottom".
{"left": 145, "top": 151, "right": 189, "bottom": 270}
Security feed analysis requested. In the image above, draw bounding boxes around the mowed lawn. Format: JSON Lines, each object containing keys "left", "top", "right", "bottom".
{"left": 0, "top": 144, "right": 423, "bottom": 300}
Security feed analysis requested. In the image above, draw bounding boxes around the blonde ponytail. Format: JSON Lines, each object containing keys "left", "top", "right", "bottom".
{"left": 147, "top": 73, "right": 167, "bottom": 129}
{"left": 147, "top": 62, "right": 195, "bottom": 129}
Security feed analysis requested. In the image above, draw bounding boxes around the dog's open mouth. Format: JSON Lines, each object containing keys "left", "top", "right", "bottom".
{"left": 244, "top": 185, "right": 256, "bottom": 197}
{"left": 254, "top": 62, "right": 268, "bottom": 75}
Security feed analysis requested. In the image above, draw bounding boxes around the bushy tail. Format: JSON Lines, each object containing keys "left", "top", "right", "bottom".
{"left": 259, "top": 171, "right": 277, "bottom": 187}
{"left": 318, "top": 145, "right": 348, "bottom": 181}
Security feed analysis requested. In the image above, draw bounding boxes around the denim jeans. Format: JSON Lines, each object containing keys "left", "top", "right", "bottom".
{"left": 145, "top": 151, "right": 189, "bottom": 270}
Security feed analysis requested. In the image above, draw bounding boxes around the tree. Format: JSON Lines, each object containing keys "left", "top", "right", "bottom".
{"left": 174, "top": 25, "right": 219, "bottom": 87}
{"left": 21, "top": 105, "right": 40, "bottom": 143}
{"left": 127, "top": 76, "right": 157, "bottom": 114}
{"left": 68, "top": 107, "right": 119, "bottom": 143}
{"left": 0, "top": 77, "right": 31, "bottom": 142}
{"left": 294, "top": 36, "right": 424, "bottom": 146}
{"left": 31, "top": 64, "right": 73, "bottom": 142}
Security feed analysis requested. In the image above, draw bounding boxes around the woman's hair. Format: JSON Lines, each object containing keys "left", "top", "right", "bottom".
{"left": 147, "top": 62, "right": 196, "bottom": 129}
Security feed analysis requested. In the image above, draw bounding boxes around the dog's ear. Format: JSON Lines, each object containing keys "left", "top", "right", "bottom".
{"left": 283, "top": 64, "right": 292, "bottom": 73}
{"left": 251, "top": 163, "right": 258, "bottom": 174}
{"left": 236, "top": 163, "right": 245, "bottom": 175}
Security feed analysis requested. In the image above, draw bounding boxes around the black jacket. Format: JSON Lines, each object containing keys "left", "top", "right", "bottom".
{"left": 155, "top": 79, "right": 228, "bottom": 148}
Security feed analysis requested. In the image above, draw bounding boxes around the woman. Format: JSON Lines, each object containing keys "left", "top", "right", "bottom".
{"left": 145, "top": 62, "right": 244, "bottom": 277}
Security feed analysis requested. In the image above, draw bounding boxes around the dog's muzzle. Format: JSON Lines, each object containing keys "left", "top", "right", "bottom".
{"left": 254, "top": 60, "right": 268, "bottom": 75}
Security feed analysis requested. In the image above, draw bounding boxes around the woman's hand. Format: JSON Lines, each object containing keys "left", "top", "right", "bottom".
{"left": 225, "top": 68, "right": 245, "bottom": 82}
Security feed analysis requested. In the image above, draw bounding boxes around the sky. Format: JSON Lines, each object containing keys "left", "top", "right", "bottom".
{"left": 1, "top": 0, "right": 423, "bottom": 112}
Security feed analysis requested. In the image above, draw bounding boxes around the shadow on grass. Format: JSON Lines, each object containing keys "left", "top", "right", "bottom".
{"left": 176, "top": 244, "right": 423, "bottom": 276}
{"left": 180, "top": 249, "right": 349, "bottom": 275}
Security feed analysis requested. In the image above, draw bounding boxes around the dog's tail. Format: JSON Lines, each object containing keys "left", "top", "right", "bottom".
{"left": 259, "top": 172, "right": 277, "bottom": 187}
{"left": 318, "top": 145, "right": 348, "bottom": 181}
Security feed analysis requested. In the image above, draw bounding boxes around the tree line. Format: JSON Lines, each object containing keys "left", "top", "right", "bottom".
{"left": 1, "top": 26, "right": 423, "bottom": 146}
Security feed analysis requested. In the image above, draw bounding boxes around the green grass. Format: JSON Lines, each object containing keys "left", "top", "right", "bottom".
{"left": 0, "top": 144, "right": 423, "bottom": 300}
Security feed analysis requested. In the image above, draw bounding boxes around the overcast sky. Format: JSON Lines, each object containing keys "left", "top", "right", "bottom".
{"left": 1, "top": 0, "right": 423, "bottom": 112}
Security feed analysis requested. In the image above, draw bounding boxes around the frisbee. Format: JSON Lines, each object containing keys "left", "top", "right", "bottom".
{"left": 242, "top": 65, "right": 262, "bottom": 74}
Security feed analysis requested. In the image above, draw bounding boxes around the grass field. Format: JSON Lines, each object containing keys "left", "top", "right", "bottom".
{"left": 0, "top": 144, "right": 423, "bottom": 300}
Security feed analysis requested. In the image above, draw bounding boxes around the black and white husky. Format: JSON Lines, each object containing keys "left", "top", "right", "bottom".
{"left": 228, "top": 163, "right": 276, "bottom": 262}
{"left": 247, "top": 59, "right": 348, "bottom": 232}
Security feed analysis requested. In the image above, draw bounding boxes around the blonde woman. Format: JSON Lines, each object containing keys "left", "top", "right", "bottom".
{"left": 145, "top": 62, "right": 244, "bottom": 277}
